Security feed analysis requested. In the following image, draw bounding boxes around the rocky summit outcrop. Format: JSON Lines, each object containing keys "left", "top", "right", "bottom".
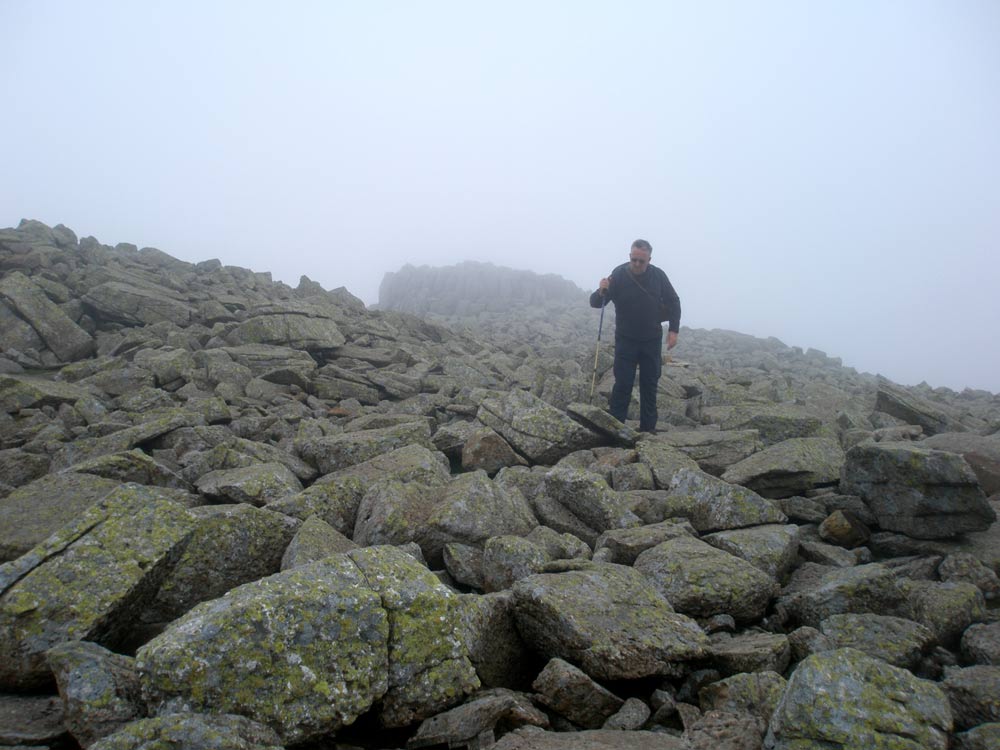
{"left": 1, "top": 219, "right": 999, "bottom": 749}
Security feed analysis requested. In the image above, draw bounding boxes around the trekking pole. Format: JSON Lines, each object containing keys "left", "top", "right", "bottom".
{"left": 588, "top": 295, "right": 607, "bottom": 404}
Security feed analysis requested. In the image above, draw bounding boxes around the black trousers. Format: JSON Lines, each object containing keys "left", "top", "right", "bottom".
{"left": 608, "top": 335, "right": 662, "bottom": 432}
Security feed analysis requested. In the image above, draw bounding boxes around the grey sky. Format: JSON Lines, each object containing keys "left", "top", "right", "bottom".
{"left": 3, "top": 1, "right": 999, "bottom": 392}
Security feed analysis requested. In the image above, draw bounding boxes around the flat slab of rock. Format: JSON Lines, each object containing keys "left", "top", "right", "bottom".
{"left": 819, "top": 613, "right": 935, "bottom": 669}
{"left": 0, "top": 694, "right": 66, "bottom": 745}
{"left": 921, "top": 432, "right": 1000, "bottom": 494}
{"left": 657, "top": 428, "right": 760, "bottom": 476}
{"left": 0, "top": 472, "right": 121, "bottom": 562}
{"left": 89, "top": 713, "right": 283, "bottom": 750}
{"left": 702, "top": 524, "right": 801, "bottom": 580}
{"left": 841, "top": 441, "right": 994, "bottom": 539}
{"left": 778, "top": 563, "right": 907, "bottom": 628}
{"left": 0, "top": 373, "right": 95, "bottom": 413}
{"left": 720, "top": 436, "right": 844, "bottom": 498}
{"left": 512, "top": 563, "right": 708, "bottom": 681}
{"left": 876, "top": 381, "right": 964, "bottom": 436}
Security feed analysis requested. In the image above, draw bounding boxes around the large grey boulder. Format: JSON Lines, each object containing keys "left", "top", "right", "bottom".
{"left": 765, "top": 648, "right": 952, "bottom": 749}
{"left": 657, "top": 429, "right": 760, "bottom": 476}
{"left": 138, "top": 546, "right": 478, "bottom": 743}
{"left": 699, "top": 671, "right": 787, "bottom": 730}
{"left": 841, "top": 441, "right": 994, "bottom": 538}
{"left": 0, "top": 271, "right": 94, "bottom": 361}
{"left": 777, "top": 563, "right": 907, "bottom": 628}
{"left": 635, "top": 438, "right": 701, "bottom": 487}
{"left": 0, "top": 373, "right": 95, "bottom": 413}
{"left": 295, "top": 420, "right": 434, "bottom": 474}
{"left": 668, "top": 468, "right": 787, "bottom": 532}
{"left": 634, "top": 536, "right": 779, "bottom": 622}
{"left": 593, "top": 519, "right": 695, "bottom": 565}
{"left": 921, "top": 432, "right": 1000, "bottom": 494}
{"left": 83, "top": 281, "right": 196, "bottom": 327}
{"left": 706, "top": 402, "right": 823, "bottom": 446}
{"left": 941, "top": 665, "right": 1000, "bottom": 730}
{"left": 269, "top": 443, "right": 450, "bottom": 535}
{"left": 531, "top": 657, "right": 623, "bottom": 728}
{"left": 818, "top": 613, "right": 935, "bottom": 669}
{"left": 876, "top": 380, "right": 964, "bottom": 436}
{"left": 227, "top": 312, "right": 346, "bottom": 350}
{"left": 477, "top": 389, "right": 602, "bottom": 465}
{"left": 542, "top": 467, "right": 641, "bottom": 536}
{"left": 493, "top": 727, "right": 689, "bottom": 749}
{"left": 511, "top": 563, "right": 708, "bottom": 681}
{"left": 195, "top": 462, "right": 303, "bottom": 506}
{"left": 0, "top": 485, "right": 197, "bottom": 689}
{"left": 721, "top": 437, "right": 844, "bottom": 498}
{"left": 280, "top": 514, "right": 357, "bottom": 569}
{"left": 901, "top": 578, "right": 987, "bottom": 644}
{"left": 46, "top": 640, "right": 143, "bottom": 748}
{"left": 457, "top": 591, "right": 536, "bottom": 690}
{"left": 702, "top": 524, "right": 801, "bottom": 580}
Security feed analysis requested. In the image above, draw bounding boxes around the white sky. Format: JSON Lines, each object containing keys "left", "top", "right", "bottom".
{"left": 3, "top": 1, "right": 999, "bottom": 392}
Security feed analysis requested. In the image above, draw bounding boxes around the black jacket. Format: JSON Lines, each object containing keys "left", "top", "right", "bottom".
{"left": 589, "top": 262, "right": 681, "bottom": 340}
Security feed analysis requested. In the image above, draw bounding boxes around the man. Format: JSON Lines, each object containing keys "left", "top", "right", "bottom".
{"left": 589, "top": 239, "right": 681, "bottom": 433}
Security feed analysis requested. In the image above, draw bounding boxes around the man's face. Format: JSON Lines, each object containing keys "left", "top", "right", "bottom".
{"left": 628, "top": 247, "right": 651, "bottom": 275}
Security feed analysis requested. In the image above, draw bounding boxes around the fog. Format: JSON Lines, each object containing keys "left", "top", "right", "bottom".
{"left": 3, "top": 1, "right": 998, "bottom": 392}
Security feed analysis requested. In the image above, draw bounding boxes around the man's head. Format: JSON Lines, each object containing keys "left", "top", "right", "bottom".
{"left": 629, "top": 239, "right": 652, "bottom": 275}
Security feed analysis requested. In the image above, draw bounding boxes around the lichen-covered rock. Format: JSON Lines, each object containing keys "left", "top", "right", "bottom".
{"left": 0, "top": 485, "right": 197, "bottom": 689}
{"left": 635, "top": 439, "right": 701, "bottom": 488}
{"left": 0, "top": 472, "right": 121, "bottom": 562}
{"left": 269, "top": 443, "right": 450, "bottom": 535}
{"left": 511, "top": 563, "right": 708, "bottom": 681}
{"left": 280, "top": 514, "right": 357, "bottom": 570}
{"left": 542, "top": 467, "right": 641, "bottom": 536}
{"left": 195, "top": 462, "right": 303, "bottom": 506}
{"left": 699, "top": 671, "right": 787, "bottom": 729}
{"left": 347, "top": 545, "right": 480, "bottom": 727}
{"left": 227, "top": 312, "right": 346, "bottom": 350}
{"left": 46, "top": 640, "right": 143, "bottom": 748}
{"left": 818, "top": 613, "right": 935, "bottom": 669}
{"left": 482, "top": 535, "right": 549, "bottom": 592}
{"left": 66, "top": 449, "right": 190, "bottom": 490}
{"left": 0, "top": 693, "right": 66, "bottom": 746}
{"left": 0, "top": 271, "right": 94, "bottom": 361}
{"left": 941, "top": 665, "right": 1000, "bottom": 730}
{"left": 668, "top": 468, "right": 787, "bottom": 532}
{"left": 142, "top": 504, "right": 300, "bottom": 623}
{"left": 461, "top": 426, "right": 529, "bottom": 474}
{"left": 962, "top": 621, "right": 1000, "bottom": 665}
{"left": 875, "top": 381, "right": 963, "bottom": 436}
{"left": 921, "top": 432, "right": 1000, "bottom": 494}
{"left": 526, "top": 526, "right": 591, "bottom": 561}
{"left": 721, "top": 437, "right": 844, "bottom": 498}
{"left": 456, "top": 591, "right": 535, "bottom": 689}
{"left": 408, "top": 690, "right": 549, "bottom": 749}
{"left": 634, "top": 536, "right": 779, "bottom": 622}
{"left": 136, "top": 555, "right": 390, "bottom": 743}
{"left": 952, "top": 723, "right": 1000, "bottom": 750}
{"left": 477, "top": 389, "right": 603, "bottom": 465}
{"left": 657, "top": 429, "right": 760, "bottom": 476}
{"left": 0, "top": 373, "right": 95, "bottom": 413}
{"left": 82, "top": 281, "right": 196, "bottom": 327}
{"left": 841, "top": 441, "right": 994, "bottom": 539}
{"left": 295, "top": 420, "right": 434, "bottom": 474}
{"left": 702, "top": 524, "right": 801, "bottom": 580}
{"left": 708, "top": 402, "right": 823, "bottom": 446}
{"left": 531, "top": 657, "right": 624, "bottom": 728}
{"left": 88, "top": 713, "right": 283, "bottom": 750}
{"left": 777, "top": 563, "right": 907, "bottom": 628}
{"left": 593, "top": 519, "right": 695, "bottom": 565}
{"left": 765, "top": 648, "right": 952, "bottom": 749}
{"left": 709, "top": 632, "right": 791, "bottom": 676}
{"left": 938, "top": 552, "right": 1000, "bottom": 599}
{"left": 901, "top": 579, "right": 987, "bottom": 644}
{"left": 817, "top": 509, "right": 871, "bottom": 548}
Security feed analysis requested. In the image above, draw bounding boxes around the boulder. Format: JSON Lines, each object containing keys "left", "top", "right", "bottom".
{"left": 477, "top": 389, "right": 602, "bottom": 465}
{"left": 841, "top": 441, "right": 994, "bottom": 539}
{"left": 0, "top": 271, "right": 94, "bottom": 361}
{"left": 702, "top": 524, "right": 801, "bottom": 580}
{"left": 542, "top": 467, "right": 641, "bottom": 536}
{"left": 408, "top": 690, "right": 548, "bottom": 748}
{"left": 228, "top": 312, "right": 346, "bottom": 350}
{"left": 921, "top": 432, "right": 1000, "bottom": 494}
{"left": 635, "top": 439, "right": 701, "bottom": 488}
{"left": 280, "top": 514, "right": 357, "bottom": 570}
{"left": 46, "top": 640, "right": 143, "bottom": 748}
{"left": 493, "top": 727, "right": 689, "bottom": 749}
{"left": 531, "top": 657, "right": 623, "bottom": 728}
{"left": 709, "top": 631, "right": 791, "bottom": 675}
{"left": 0, "top": 485, "right": 197, "bottom": 688}
{"left": 720, "top": 437, "right": 844, "bottom": 498}
{"left": 634, "top": 536, "right": 779, "bottom": 622}
{"left": 818, "top": 613, "right": 935, "bottom": 669}
{"left": 295, "top": 420, "right": 434, "bottom": 474}
{"left": 0, "top": 694, "right": 66, "bottom": 747}
{"left": 941, "top": 665, "right": 1000, "bottom": 730}
{"left": 461, "top": 426, "right": 529, "bottom": 474}
{"left": 657, "top": 429, "right": 760, "bottom": 476}
{"left": 668, "top": 468, "right": 787, "bottom": 532}
{"left": 962, "top": 621, "right": 1000, "bottom": 665}
{"left": 777, "top": 563, "right": 907, "bottom": 628}
{"left": 511, "top": 563, "right": 708, "bottom": 681}
{"left": 195, "top": 462, "right": 303, "bottom": 506}
{"left": 876, "top": 381, "right": 964, "bottom": 436}
{"left": 765, "top": 648, "right": 951, "bottom": 749}
{"left": 699, "top": 671, "right": 787, "bottom": 729}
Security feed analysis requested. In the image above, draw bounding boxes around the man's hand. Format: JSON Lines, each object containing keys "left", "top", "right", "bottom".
{"left": 666, "top": 331, "right": 678, "bottom": 350}
{"left": 598, "top": 277, "right": 609, "bottom": 294}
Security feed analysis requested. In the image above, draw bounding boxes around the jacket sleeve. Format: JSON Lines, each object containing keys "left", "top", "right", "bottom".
{"left": 660, "top": 271, "right": 681, "bottom": 333}
{"left": 589, "top": 269, "right": 615, "bottom": 308}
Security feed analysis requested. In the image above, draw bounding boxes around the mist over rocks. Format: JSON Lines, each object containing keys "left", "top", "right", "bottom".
{"left": 2, "top": 218, "right": 1000, "bottom": 749}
